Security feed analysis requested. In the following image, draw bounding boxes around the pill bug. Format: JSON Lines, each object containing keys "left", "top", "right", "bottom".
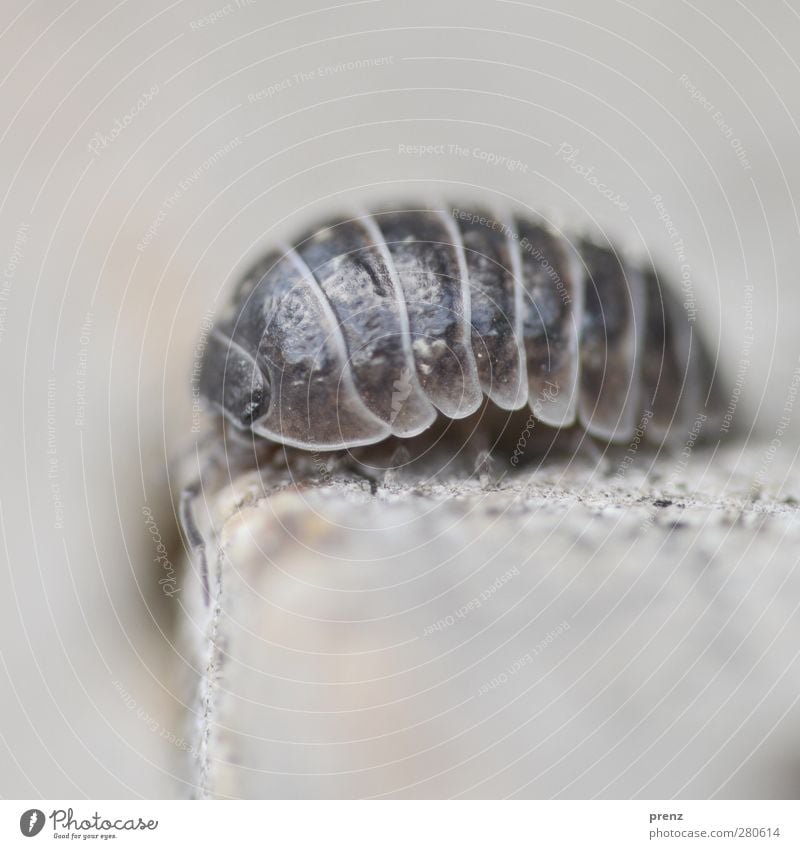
{"left": 180, "top": 202, "right": 724, "bottom": 595}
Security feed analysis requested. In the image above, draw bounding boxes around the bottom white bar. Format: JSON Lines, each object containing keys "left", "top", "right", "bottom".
{"left": 3, "top": 800, "right": 797, "bottom": 847}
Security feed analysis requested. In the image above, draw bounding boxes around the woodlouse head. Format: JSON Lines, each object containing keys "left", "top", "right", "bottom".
{"left": 199, "top": 330, "right": 271, "bottom": 431}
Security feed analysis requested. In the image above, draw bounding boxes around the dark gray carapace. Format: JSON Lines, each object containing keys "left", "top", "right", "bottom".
{"left": 197, "top": 203, "right": 723, "bottom": 452}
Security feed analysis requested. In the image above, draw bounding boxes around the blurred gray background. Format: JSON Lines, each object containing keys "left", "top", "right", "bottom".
{"left": 1, "top": 0, "right": 799, "bottom": 798}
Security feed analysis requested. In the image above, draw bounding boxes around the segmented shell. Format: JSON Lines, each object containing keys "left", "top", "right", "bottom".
{"left": 199, "top": 203, "right": 721, "bottom": 450}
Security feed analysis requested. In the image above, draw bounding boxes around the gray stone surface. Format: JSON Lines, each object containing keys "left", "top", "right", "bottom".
{"left": 180, "top": 441, "right": 800, "bottom": 798}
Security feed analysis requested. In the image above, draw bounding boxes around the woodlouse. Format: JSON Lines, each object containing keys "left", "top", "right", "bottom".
{"left": 197, "top": 203, "right": 721, "bottom": 449}
{"left": 180, "top": 202, "right": 723, "bottom": 594}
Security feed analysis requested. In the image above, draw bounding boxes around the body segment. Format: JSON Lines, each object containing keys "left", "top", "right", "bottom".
{"left": 198, "top": 203, "right": 720, "bottom": 450}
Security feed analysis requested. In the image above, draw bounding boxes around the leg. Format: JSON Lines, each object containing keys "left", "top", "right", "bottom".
{"left": 177, "top": 432, "right": 229, "bottom": 606}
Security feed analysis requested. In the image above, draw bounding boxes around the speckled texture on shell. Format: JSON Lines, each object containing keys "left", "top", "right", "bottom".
{"left": 200, "top": 203, "right": 722, "bottom": 450}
